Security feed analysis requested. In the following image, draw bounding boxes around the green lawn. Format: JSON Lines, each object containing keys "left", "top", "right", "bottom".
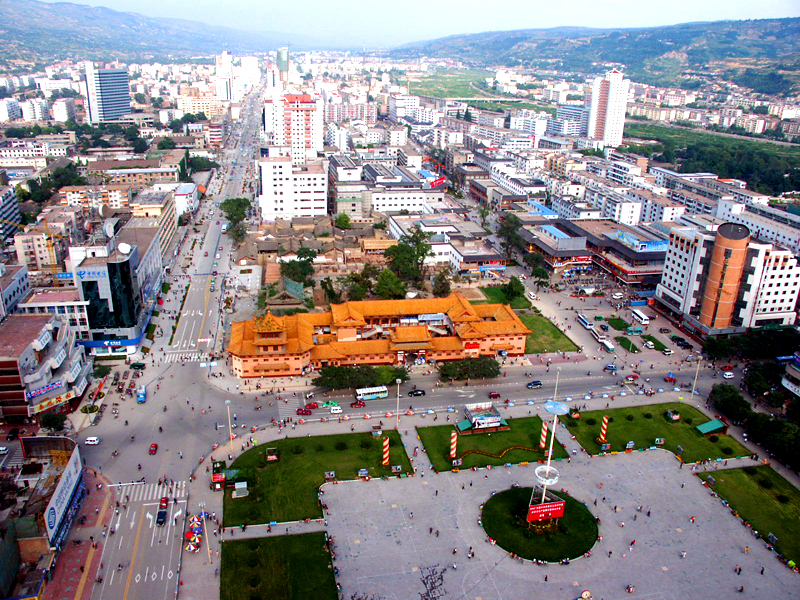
{"left": 641, "top": 334, "right": 667, "bottom": 351}
{"left": 607, "top": 317, "right": 630, "bottom": 331}
{"left": 482, "top": 488, "right": 598, "bottom": 561}
{"left": 479, "top": 286, "right": 531, "bottom": 309}
{"left": 220, "top": 533, "right": 337, "bottom": 600}
{"left": 561, "top": 402, "right": 750, "bottom": 462}
{"left": 417, "top": 417, "right": 568, "bottom": 471}
{"left": 409, "top": 69, "right": 493, "bottom": 98}
{"left": 615, "top": 336, "right": 640, "bottom": 353}
{"left": 699, "top": 466, "right": 800, "bottom": 564}
{"left": 222, "top": 431, "right": 413, "bottom": 526}
{"left": 518, "top": 314, "right": 578, "bottom": 354}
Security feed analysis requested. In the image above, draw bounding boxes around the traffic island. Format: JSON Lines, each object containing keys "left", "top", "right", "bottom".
{"left": 481, "top": 487, "right": 598, "bottom": 562}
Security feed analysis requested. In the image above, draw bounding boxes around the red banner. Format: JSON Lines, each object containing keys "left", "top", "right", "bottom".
{"left": 212, "top": 473, "right": 226, "bottom": 483}
{"left": 527, "top": 500, "right": 565, "bottom": 522}
{"left": 431, "top": 175, "right": 447, "bottom": 187}
{"left": 464, "top": 342, "right": 480, "bottom": 350}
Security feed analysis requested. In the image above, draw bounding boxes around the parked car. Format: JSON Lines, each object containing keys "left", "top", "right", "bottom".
{"left": 488, "top": 392, "right": 501, "bottom": 399}
{"left": 408, "top": 390, "right": 426, "bottom": 397}
{"left": 526, "top": 380, "right": 543, "bottom": 389}
{"left": 662, "top": 349, "right": 674, "bottom": 356}
{"left": 351, "top": 400, "right": 366, "bottom": 408}
{"left": 611, "top": 293, "right": 624, "bottom": 300}
{"left": 659, "top": 328, "right": 671, "bottom": 334}
{"left": 296, "top": 408, "right": 312, "bottom": 416}
{"left": 600, "top": 324, "right": 609, "bottom": 331}
{"left": 130, "top": 362, "right": 146, "bottom": 370}
{"left": 304, "top": 402, "right": 319, "bottom": 410}
{"left": 723, "top": 371, "right": 735, "bottom": 379}
{"left": 204, "top": 251, "right": 209, "bottom": 257}
{"left": 643, "top": 341, "right": 655, "bottom": 349}
{"left": 149, "top": 443, "right": 158, "bottom": 455}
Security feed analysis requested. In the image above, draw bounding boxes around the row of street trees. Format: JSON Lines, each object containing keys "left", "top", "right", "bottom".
{"left": 312, "top": 365, "right": 409, "bottom": 390}
{"left": 219, "top": 197, "right": 251, "bottom": 245}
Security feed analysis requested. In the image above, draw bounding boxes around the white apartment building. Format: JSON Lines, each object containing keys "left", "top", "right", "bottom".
{"left": 0, "top": 99, "right": 21, "bottom": 122}
{"left": 716, "top": 200, "right": 800, "bottom": 253}
{"left": 0, "top": 140, "right": 70, "bottom": 159}
{"left": 388, "top": 94, "right": 420, "bottom": 123}
{"left": 173, "top": 183, "right": 200, "bottom": 216}
{"left": 586, "top": 69, "right": 630, "bottom": 147}
{"left": 52, "top": 98, "right": 77, "bottom": 123}
{"left": 0, "top": 186, "right": 22, "bottom": 241}
{"left": 550, "top": 196, "right": 602, "bottom": 220}
{"left": 176, "top": 96, "right": 222, "bottom": 117}
{"left": 257, "top": 156, "right": 328, "bottom": 220}
{"left": 584, "top": 186, "right": 642, "bottom": 226}
{"left": 625, "top": 189, "right": 686, "bottom": 222}
{"left": 387, "top": 126, "right": 408, "bottom": 147}
{"left": 510, "top": 111, "right": 549, "bottom": 136}
{"left": 263, "top": 94, "right": 324, "bottom": 166}
{"left": 58, "top": 185, "right": 132, "bottom": 209}
{"left": 19, "top": 99, "right": 49, "bottom": 122}
{"left": 370, "top": 187, "right": 442, "bottom": 214}
{"left": 656, "top": 221, "right": 800, "bottom": 334}
{"left": 34, "top": 78, "right": 75, "bottom": 97}
{"left": 431, "top": 127, "right": 464, "bottom": 149}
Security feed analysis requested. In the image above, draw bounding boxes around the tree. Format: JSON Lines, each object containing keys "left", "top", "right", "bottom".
{"left": 709, "top": 383, "right": 752, "bottom": 423}
{"left": 320, "top": 277, "right": 341, "bottom": 303}
{"left": 464, "top": 108, "right": 473, "bottom": 122}
{"left": 93, "top": 364, "right": 112, "bottom": 379}
{"left": 523, "top": 252, "right": 545, "bottom": 269}
{"left": 131, "top": 138, "right": 148, "bottom": 154}
{"left": 374, "top": 365, "right": 410, "bottom": 386}
{"left": 133, "top": 93, "right": 146, "bottom": 104}
{"left": 346, "top": 281, "right": 367, "bottom": 301}
{"left": 385, "top": 243, "right": 421, "bottom": 282}
{"left": 497, "top": 213, "right": 523, "bottom": 257}
{"left": 312, "top": 365, "right": 409, "bottom": 390}
{"left": 168, "top": 119, "right": 184, "bottom": 133}
{"left": 151, "top": 96, "right": 164, "bottom": 108}
{"left": 375, "top": 269, "right": 407, "bottom": 299}
{"left": 501, "top": 276, "right": 525, "bottom": 301}
{"left": 335, "top": 213, "right": 351, "bottom": 229}
{"left": 157, "top": 137, "right": 176, "bottom": 150}
{"left": 228, "top": 222, "right": 247, "bottom": 244}
{"left": 531, "top": 266, "right": 550, "bottom": 290}
{"left": 439, "top": 356, "right": 500, "bottom": 381}
{"left": 477, "top": 206, "right": 490, "bottom": 229}
{"left": 280, "top": 259, "right": 315, "bottom": 288}
{"left": 40, "top": 412, "right": 67, "bottom": 431}
{"left": 123, "top": 125, "right": 140, "bottom": 142}
{"left": 220, "top": 197, "right": 251, "bottom": 225}
{"left": 432, "top": 268, "right": 452, "bottom": 297}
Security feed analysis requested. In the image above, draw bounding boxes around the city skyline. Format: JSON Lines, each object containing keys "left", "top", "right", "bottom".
{"left": 35, "top": 0, "right": 800, "bottom": 47}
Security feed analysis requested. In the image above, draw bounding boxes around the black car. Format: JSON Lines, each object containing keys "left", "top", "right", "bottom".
{"left": 659, "top": 328, "right": 671, "bottom": 334}
{"left": 6, "top": 428, "right": 19, "bottom": 441}
{"left": 600, "top": 324, "right": 609, "bottom": 331}
{"left": 408, "top": 389, "right": 426, "bottom": 397}
{"left": 156, "top": 509, "right": 167, "bottom": 526}
{"left": 526, "top": 381, "right": 543, "bottom": 389}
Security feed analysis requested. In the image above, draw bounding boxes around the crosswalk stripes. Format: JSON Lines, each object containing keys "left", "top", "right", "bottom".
{"left": 125, "top": 480, "right": 188, "bottom": 503}
{"left": 277, "top": 399, "right": 302, "bottom": 420}
{"left": 2, "top": 449, "right": 23, "bottom": 470}
{"left": 163, "top": 352, "right": 210, "bottom": 364}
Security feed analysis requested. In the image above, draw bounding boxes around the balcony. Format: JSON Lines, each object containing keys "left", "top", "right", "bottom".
{"left": 49, "top": 346, "right": 67, "bottom": 370}
{"left": 781, "top": 375, "right": 800, "bottom": 399}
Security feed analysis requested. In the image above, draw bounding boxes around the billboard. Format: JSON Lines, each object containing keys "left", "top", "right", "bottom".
{"left": 45, "top": 446, "right": 83, "bottom": 543}
{"left": 527, "top": 500, "right": 566, "bottom": 522}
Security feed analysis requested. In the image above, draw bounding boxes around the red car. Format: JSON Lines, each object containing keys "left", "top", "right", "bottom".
{"left": 304, "top": 402, "right": 318, "bottom": 410}
{"left": 218, "top": 246, "right": 223, "bottom": 251}
{"left": 149, "top": 443, "right": 158, "bottom": 455}
{"left": 159, "top": 496, "right": 169, "bottom": 509}
{"left": 296, "top": 408, "right": 312, "bottom": 416}
{"left": 664, "top": 376, "right": 677, "bottom": 383}
{"left": 216, "top": 220, "right": 220, "bottom": 225}
{"left": 488, "top": 392, "right": 501, "bottom": 399}
{"left": 351, "top": 400, "right": 366, "bottom": 408}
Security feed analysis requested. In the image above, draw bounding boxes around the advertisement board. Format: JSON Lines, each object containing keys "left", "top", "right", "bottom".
{"left": 527, "top": 500, "right": 566, "bottom": 522}
{"left": 44, "top": 446, "right": 83, "bottom": 543}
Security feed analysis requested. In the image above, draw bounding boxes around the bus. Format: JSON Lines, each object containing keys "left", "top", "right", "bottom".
{"left": 626, "top": 326, "right": 643, "bottom": 336}
{"left": 576, "top": 314, "right": 595, "bottom": 330}
{"left": 591, "top": 328, "right": 608, "bottom": 343}
{"left": 631, "top": 309, "right": 650, "bottom": 325}
{"left": 601, "top": 340, "right": 615, "bottom": 353}
{"left": 221, "top": 223, "right": 228, "bottom": 234}
{"left": 355, "top": 386, "right": 389, "bottom": 401}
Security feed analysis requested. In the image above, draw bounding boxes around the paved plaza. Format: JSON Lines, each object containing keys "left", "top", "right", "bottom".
{"left": 322, "top": 441, "right": 799, "bottom": 600}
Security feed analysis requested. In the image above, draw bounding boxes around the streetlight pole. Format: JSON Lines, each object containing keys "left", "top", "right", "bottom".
{"left": 395, "top": 378, "right": 402, "bottom": 430}
{"left": 225, "top": 400, "right": 233, "bottom": 456}
{"left": 540, "top": 368, "right": 561, "bottom": 503}
{"left": 689, "top": 356, "right": 702, "bottom": 403}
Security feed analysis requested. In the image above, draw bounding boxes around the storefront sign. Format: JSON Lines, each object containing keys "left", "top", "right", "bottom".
{"left": 45, "top": 447, "right": 83, "bottom": 543}
{"left": 26, "top": 380, "right": 63, "bottom": 400}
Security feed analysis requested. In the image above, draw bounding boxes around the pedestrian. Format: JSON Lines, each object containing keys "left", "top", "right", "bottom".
{"left": 761, "top": 567, "right": 764, "bottom": 575}
{"left": 690, "top": 516, "right": 695, "bottom": 524}
{"left": 409, "top": 512, "right": 413, "bottom": 519}
{"left": 744, "top": 546, "right": 749, "bottom": 554}
{"left": 80, "top": 565, "right": 84, "bottom": 573}
{"left": 429, "top": 527, "right": 433, "bottom": 534}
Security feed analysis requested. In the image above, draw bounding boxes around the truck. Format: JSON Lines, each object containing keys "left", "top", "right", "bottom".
{"left": 137, "top": 385, "right": 147, "bottom": 404}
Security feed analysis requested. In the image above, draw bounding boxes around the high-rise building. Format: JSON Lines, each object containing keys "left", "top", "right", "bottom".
{"left": 655, "top": 221, "right": 800, "bottom": 335}
{"left": 19, "top": 98, "right": 49, "bottom": 122}
{"left": 264, "top": 94, "right": 323, "bottom": 165}
{"left": 0, "top": 99, "right": 21, "bottom": 122}
{"left": 256, "top": 156, "right": 328, "bottom": 220}
{"left": 276, "top": 47, "right": 290, "bottom": 83}
{"left": 84, "top": 64, "right": 130, "bottom": 123}
{"left": 52, "top": 98, "right": 77, "bottom": 123}
{"left": 586, "top": 69, "right": 629, "bottom": 147}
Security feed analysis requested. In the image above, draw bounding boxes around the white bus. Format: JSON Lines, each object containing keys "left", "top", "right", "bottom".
{"left": 591, "top": 328, "right": 608, "bottom": 343}
{"left": 601, "top": 340, "right": 615, "bottom": 353}
{"left": 355, "top": 386, "right": 389, "bottom": 401}
{"left": 576, "top": 314, "right": 594, "bottom": 330}
{"left": 631, "top": 309, "right": 650, "bottom": 325}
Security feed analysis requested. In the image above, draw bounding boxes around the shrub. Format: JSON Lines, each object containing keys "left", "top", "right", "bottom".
{"left": 708, "top": 435, "right": 719, "bottom": 443}
{"left": 684, "top": 418, "right": 693, "bottom": 425}
{"left": 743, "top": 466, "right": 757, "bottom": 475}
{"left": 721, "top": 447, "right": 734, "bottom": 455}
{"left": 777, "top": 494, "right": 790, "bottom": 504}
{"left": 315, "top": 444, "right": 325, "bottom": 452}
{"left": 335, "top": 441, "right": 348, "bottom": 451}
{"left": 758, "top": 478, "right": 773, "bottom": 490}
{"left": 585, "top": 417, "right": 597, "bottom": 426}
{"left": 607, "top": 416, "right": 614, "bottom": 423}
{"left": 643, "top": 412, "right": 652, "bottom": 419}
{"left": 626, "top": 414, "right": 634, "bottom": 421}
{"left": 360, "top": 439, "right": 373, "bottom": 449}
{"left": 292, "top": 445, "right": 303, "bottom": 455}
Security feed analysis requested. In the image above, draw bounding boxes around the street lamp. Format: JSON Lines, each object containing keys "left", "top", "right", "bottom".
{"left": 225, "top": 400, "right": 233, "bottom": 456}
{"left": 688, "top": 356, "right": 702, "bottom": 404}
{"left": 395, "top": 378, "right": 402, "bottom": 429}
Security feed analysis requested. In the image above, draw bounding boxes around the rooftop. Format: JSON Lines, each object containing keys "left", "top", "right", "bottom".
{"left": 0, "top": 314, "right": 53, "bottom": 359}
{"left": 20, "top": 288, "right": 83, "bottom": 305}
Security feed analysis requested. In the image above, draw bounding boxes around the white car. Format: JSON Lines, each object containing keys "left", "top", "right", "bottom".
{"left": 643, "top": 341, "right": 655, "bottom": 349}
{"left": 330, "top": 406, "right": 342, "bottom": 414}
{"left": 85, "top": 437, "right": 101, "bottom": 445}
{"left": 528, "top": 291, "right": 535, "bottom": 299}
{"left": 0, "top": 447, "right": 8, "bottom": 455}
{"left": 722, "top": 372, "right": 735, "bottom": 379}
{"left": 662, "top": 349, "right": 674, "bottom": 356}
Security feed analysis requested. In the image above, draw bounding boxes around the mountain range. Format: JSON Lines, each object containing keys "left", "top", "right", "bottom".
{"left": 0, "top": 0, "right": 315, "bottom": 64}
{"left": 395, "top": 18, "right": 800, "bottom": 93}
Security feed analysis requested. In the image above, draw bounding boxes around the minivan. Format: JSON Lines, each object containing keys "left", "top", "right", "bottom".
{"left": 330, "top": 406, "right": 342, "bottom": 414}
{"left": 85, "top": 437, "right": 100, "bottom": 445}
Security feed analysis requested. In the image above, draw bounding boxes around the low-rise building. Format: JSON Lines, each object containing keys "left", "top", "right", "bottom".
{"left": 19, "top": 288, "right": 91, "bottom": 341}
{"left": 228, "top": 294, "right": 531, "bottom": 378}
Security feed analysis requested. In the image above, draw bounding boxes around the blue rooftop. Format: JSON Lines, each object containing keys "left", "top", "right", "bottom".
{"left": 527, "top": 201, "right": 558, "bottom": 216}
{"left": 541, "top": 225, "right": 570, "bottom": 239}
{"left": 418, "top": 169, "right": 436, "bottom": 178}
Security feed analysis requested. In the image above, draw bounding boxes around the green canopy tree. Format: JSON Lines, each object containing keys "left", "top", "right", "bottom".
{"left": 500, "top": 276, "right": 525, "bottom": 301}
{"left": 335, "top": 213, "right": 351, "bottom": 229}
{"left": 375, "top": 269, "right": 407, "bottom": 299}
{"left": 432, "top": 268, "right": 452, "bottom": 297}
{"left": 220, "top": 197, "right": 251, "bottom": 225}
{"left": 498, "top": 213, "right": 523, "bottom": 257}
{"left": 40, "top": 412, "right": 66, "bottom": 431}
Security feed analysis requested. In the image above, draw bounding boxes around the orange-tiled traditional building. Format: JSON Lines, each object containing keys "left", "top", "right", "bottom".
{"left": 227, "top": 293, "right": 531, "bottom": 378}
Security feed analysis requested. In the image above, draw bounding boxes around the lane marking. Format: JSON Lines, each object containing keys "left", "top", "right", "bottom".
{"left": 122, "top": 506, "right": 145, "bottom": 600}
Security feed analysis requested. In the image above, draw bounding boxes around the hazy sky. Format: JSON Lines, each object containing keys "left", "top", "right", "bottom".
{"left": 40, "top": 0, "right": 800, "bottom": 47}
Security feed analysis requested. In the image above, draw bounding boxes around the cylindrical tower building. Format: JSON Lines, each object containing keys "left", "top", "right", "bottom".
{"left": 699, "top": 223, "right": 750, "bottom": 330}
